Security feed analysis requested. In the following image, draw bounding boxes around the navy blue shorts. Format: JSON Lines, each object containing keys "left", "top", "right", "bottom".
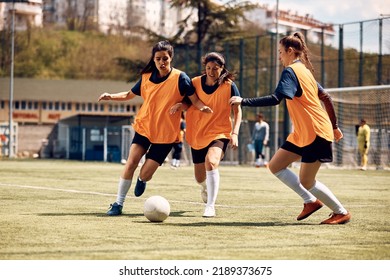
{"left": 281, "top": 136, "right": 333, "bottom": 163}
{"left": 191, "top": 138, "right": 230, "bottom": 164}
{"left": 132, "top": 132, "right": 174, "bottom": 165}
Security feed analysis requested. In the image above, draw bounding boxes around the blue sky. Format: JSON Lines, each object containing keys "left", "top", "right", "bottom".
{"left": 253, "top": 0, "right": 388, "bottom": 24}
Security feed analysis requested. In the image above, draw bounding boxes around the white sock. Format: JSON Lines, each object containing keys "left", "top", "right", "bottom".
{"left": 115, "top": 177, "right": 132, "bottom": 206}
{"left": 198, "top": 180, "right": 207, "bottom": 189}
{"left": 309, "top": 181, "right": 348, "bottom": 214}
{"left": 206, "top": 169, "right": 220, "bottom": 207}
{"left": 176, "top": 160, "right": 180, "bottom": 167}
{"left": 274, "top": 169, "right": 317, "bottom": 203}
{"left": 172, "top": 159, "right": 176, "bottom": 166}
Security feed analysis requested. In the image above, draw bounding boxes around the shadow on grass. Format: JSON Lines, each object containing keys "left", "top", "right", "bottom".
{"left": 37, "top": 213, "right": 143, "bottom": 218}
{"left": 36, "top": 212, "right": 314, "bottom": 226}
{"left": 36, "top": 210, "right": 190, "bottom": 218}
{"left": 171, "top": 221, "right": 313, "bottom": 227}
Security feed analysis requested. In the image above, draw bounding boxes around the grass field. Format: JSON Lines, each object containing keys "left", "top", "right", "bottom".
{"left": 0, "top": 159, "right": 389, "bottom": 260}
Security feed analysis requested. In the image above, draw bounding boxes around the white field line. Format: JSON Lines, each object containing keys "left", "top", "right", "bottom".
{"left": 0, "top": 182, "right": 280, "bottom": 208}
{"left": 0, "top": 182, "right": 379, "bottom": 209}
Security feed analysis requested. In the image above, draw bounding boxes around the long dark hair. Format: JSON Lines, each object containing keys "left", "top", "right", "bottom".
{"left": 279, "top": 32, "right": 314, "bottom": 73}
{"left": 202, "top": 52, "right": 235, "bottom": 85}
{"left": 140, "top": 40, "right": 174, "bottom": 74}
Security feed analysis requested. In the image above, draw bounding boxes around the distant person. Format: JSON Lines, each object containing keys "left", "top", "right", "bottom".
{"left": 171, "top": 52, "right": 242, "bottom": 217}
{"left": 98, "top": 40, "right": 212, "bottom": 216}
{"left": 252, "top": 113, "right": 269, "bottom": 167}
{"left": 171, "top": 112, "right": 186, "bottom": 169}
{"left": 230, "top": 32, "right": 351, "bottom": 224}
{"left": 357, "top": 118, "right": 370, "bottom": 171}
{"left": 0, "top": 134, "right": 6, "bottom": 157}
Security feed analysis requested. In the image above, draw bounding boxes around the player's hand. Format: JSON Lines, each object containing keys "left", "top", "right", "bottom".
{"left": 98, "top": 93, "right": 111, "bottom": 101}
{"left": 333, "top": 128, "right": 343, "bottom": 142}
{"left": 229, "top": 134, "right": 238, "bottom": 150}
{"left": 169, "top": 103, "right": 183, "bottom": 115}
{"left": 229, "top": 96, "right": 243, "bottom": 106}
{"left": 200, "top": 106, "right": 213, "bottom": 113}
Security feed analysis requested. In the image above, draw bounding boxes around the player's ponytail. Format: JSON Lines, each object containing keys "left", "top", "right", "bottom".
{"left": 280, "top": 32, "right": 315, "bottom": 73}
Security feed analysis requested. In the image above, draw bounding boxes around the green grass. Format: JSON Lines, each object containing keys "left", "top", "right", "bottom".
{"left": 0, "top": 159, "right": 389, "bottom": 260}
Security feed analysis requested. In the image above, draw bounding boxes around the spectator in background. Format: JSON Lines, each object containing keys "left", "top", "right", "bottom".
{"left": 252, "top": 113, "right": 269, "bottom": 167}
{"left": 357, "top": 118, "right": 370, "bottom": 171}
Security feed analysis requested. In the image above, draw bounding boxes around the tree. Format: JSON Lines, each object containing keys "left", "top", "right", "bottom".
{"left": 169, "top": 0, "right": 258, "bottom": 67}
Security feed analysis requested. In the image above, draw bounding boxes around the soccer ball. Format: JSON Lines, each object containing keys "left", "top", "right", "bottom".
{"left": 144, "top": 195, "right": 170, "bottom": 222}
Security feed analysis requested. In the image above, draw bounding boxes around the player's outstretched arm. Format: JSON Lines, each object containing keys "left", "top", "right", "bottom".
{"left": 98, "top": 90, "right": 136, "bottom": 102}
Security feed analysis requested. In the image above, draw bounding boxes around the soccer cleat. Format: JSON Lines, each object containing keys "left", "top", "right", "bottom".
{"left": 202, "top": 205, "right": 215, "bottom": 218}
{"left": 320, "top": 212, "right": 351, "bottom": 224}
{"left": 201, "top": 185, "right": 208, "bottom": 203}
{"left": 297, "top": 199, "right": 323, "bottom": 221}
{"left": 134, "top": 177, "right": 147, "bottom": 197}
{"left": 107, "top": 202, "right": 123, "bottom": 216}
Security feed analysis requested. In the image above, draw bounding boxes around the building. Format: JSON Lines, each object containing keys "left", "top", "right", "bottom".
{"left": 245, "top": 4, "right": 335, "bottom": 45}
{"left": 0, "top": 77, "right": 141, "bottom": 161}
{"left": 0, "top": 0, "right": 43, "bottom": 31}
{"left": 42, "top": 0, "right": 195, "bottom": 37}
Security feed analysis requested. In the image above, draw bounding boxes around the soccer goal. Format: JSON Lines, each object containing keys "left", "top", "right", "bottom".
{"left": 327, "top": 85, "right": 390, "bottom": 170}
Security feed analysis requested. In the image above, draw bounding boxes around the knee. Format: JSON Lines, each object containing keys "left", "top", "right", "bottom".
{"left": 205, "top": 157, "right": 220, "bottom": 170}
{"left": 267, "top": 161, "right": 279, "bottom": 174}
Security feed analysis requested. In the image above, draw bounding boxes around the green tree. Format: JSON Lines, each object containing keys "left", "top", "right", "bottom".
{"left": 169, "top": 0, "right": 258, "bottom": 70}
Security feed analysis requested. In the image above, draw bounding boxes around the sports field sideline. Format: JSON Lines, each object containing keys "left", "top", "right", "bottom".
{"left": 0, "top": 159, "right": 389, "bottom": 261}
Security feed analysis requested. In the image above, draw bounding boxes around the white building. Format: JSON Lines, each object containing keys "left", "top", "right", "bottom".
{"left": 1, "top": 1, "right": 335, "bottom": 45}
{"left": 245, "top": 4, "right": 335, "bottom": 45}
{"left": 42, "top": 0, "right": 195, "bottom": 37}
{"left": 0, "top": 0, "right": 43, "bottom": 31}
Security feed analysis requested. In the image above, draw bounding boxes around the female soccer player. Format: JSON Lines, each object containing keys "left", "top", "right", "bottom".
{"left": 230, "top": 32, "right": 351, "bottom": 224}
{"left": 98, "top": 40, "right": 211, "bottom": 216}
{"left": 171, "top": 52, "right": 242, "bottom": 217}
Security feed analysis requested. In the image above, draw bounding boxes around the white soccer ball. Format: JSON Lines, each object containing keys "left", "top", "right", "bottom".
{"left": 144, "top": 195, "right": 170, "bottom": 222}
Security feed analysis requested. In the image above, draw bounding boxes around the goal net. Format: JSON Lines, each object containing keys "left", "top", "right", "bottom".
{"left": 327, "top": 85, "right": 390, "bottom": 170}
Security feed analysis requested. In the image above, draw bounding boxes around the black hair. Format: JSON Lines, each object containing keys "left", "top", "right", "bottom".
{"left": 141, "top": 40, "right": 174, "bottom": 74}
{"left": 202, "top": 52, "right": 235, "bottom": 85}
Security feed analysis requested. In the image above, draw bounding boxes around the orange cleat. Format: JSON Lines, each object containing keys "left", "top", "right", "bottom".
{"left": 297, "top": 199, "right": 323, "bottom": 221}
{"left": 320, "top": 212, "right": 351, "bottom": 224}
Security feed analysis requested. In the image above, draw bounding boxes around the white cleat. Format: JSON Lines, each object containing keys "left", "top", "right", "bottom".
{"left": 202, "top": 205, "right": 215, "bottom": 218}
